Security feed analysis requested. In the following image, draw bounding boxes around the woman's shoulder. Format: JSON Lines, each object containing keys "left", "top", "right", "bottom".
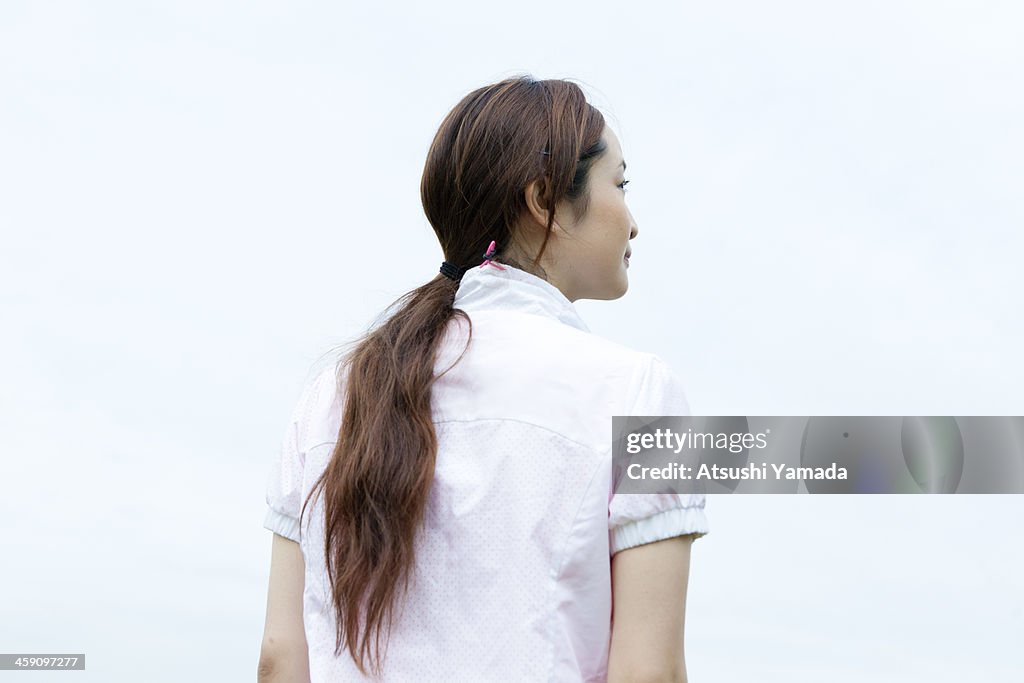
{"left": 439, "top": 312, "right": 669, "bottom": 431}
{"left": 288, "top": 360, "right": 346, "bottom": 453}
{"left": 455, "top": 307, "right": 654, "bottom": 369}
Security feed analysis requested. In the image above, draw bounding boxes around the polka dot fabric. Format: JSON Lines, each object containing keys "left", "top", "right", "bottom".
{"left": 263, "top": 264, "right": 709, "bottom": 681}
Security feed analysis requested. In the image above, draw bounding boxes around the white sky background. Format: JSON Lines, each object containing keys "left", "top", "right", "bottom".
{"left": 1, "top": 0, "right": 1022, "bottom": 681}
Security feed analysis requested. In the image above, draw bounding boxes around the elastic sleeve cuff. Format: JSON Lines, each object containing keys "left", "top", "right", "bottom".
{"left": 264, "top": 508, "right": 301, "bottom": 542}
{"left": 611, "top": 506, "right": 709, "bottom": 555}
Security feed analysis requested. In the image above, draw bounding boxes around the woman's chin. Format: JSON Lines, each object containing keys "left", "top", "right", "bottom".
{"left": 609, "top": 273, "right": 629, "bottom": 300}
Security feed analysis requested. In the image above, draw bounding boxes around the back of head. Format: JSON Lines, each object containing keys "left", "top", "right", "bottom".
{"left": 422, "top": 75, "right": 608, "bottom": 278}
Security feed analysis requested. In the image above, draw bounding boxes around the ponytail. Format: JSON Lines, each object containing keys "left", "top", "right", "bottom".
{"left": 303, "top": 274, "right": 472, "bottom": 676}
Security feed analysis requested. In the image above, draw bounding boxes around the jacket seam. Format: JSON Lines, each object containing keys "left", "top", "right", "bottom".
{"left": 432, "top": 415, "right": 599, "bottom": 452}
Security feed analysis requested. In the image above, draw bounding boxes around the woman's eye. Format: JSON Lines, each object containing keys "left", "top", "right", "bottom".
{"left": 618, "top": 179, "right": 630, "bottom": 192}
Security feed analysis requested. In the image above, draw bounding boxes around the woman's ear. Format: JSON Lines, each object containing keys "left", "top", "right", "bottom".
{"left": 523, "top": 178, "right": 571, "bottom": 237}
{"left": 523, "top": 178, "right": 551, "bottom": 230}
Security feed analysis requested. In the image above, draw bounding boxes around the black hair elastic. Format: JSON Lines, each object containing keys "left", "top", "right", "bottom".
{"left": 439, "top": 261, "right": 465, "bottom": 281}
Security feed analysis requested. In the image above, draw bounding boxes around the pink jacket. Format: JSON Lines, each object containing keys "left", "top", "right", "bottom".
{"left": 264, "top": 264, "right": 709, "bottom": 682}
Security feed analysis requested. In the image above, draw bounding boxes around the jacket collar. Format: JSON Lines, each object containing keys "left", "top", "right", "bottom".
{"left": 453, "top": 263, "right": 591, "bottom": 333}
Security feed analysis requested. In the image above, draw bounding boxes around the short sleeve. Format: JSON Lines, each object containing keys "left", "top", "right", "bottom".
{"left": 263, "top": 365, "right": 336, "bottom": 542}
{"left": 608, "top": 354, "right": 709, "bottom": 555}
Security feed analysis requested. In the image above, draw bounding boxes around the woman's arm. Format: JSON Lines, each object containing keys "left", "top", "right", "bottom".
{"left": 607, "top": 534, "right": 696, "bottom": 683}
{"left": 258, "top": 533, "right": 311, "bottom": 683}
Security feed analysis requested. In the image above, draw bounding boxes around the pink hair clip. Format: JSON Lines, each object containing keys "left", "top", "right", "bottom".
{"left": 479, "top": 240, "right": 506, "bottom": 270}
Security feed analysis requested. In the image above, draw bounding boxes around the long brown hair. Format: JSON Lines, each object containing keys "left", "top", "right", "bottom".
{"left": 301, "top": 74, "right": 608, "bottom": 676}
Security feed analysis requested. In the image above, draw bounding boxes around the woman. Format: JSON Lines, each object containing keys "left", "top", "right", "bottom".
{"left": 258, "top": 75, "right": 709, "bottom": 683}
